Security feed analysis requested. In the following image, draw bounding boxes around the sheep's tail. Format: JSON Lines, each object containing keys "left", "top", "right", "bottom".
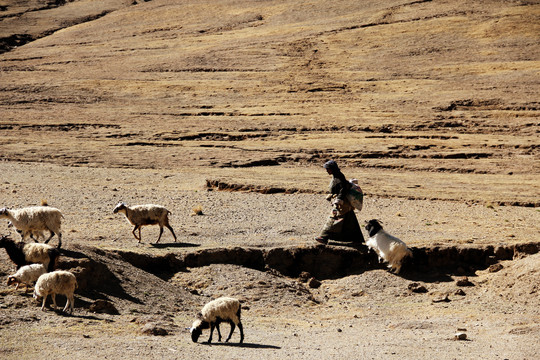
{"left": 47, "top": 248, "right": 60, "bottom": 272}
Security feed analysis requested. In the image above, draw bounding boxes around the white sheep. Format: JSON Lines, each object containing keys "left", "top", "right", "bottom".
{"left": 0, "top": 206, "right": 63, "bottom": 248}
{"left": 0, "top": 236, "right": 60, "bottom": 272}
{"left": 190, "top": 297, "right": 244, "bottom": 344}
{"left": 7, "top": 263, "right": 47, "bottom": 293}
{"left": 33, "top": 270, "right": 77, "bottom": 314}
{"left": 113, "top": 202, "right": 177, "bottom": 243}
{"left": 365, "top": 219, "right": 412, "bottom": 274}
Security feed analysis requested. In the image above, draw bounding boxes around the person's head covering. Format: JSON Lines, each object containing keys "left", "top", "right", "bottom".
{"left": 323, "top": 160, "right": 339, "bottom": 171}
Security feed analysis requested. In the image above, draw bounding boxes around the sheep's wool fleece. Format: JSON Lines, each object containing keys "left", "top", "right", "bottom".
{"left": 124, "top": 205, "right": 169, "bottom": 224}
{"left": 23, "top": 243, "right": 54, "bottom": 264}
{"left": 11, "top": 263, "right": 46, "bottom": 283}
{"left": 7, "top": 206, "right": 62, "bottom": 229}
{"left": 201, "top": 297, "right": 241, "bottom": 324}
{"left": 35, "top": 271, "right": 77, "bottom": 297}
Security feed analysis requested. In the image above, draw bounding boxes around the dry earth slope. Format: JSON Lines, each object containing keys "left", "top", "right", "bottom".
{"left": 0, "top": 0, "right": 539, "bottom": 359}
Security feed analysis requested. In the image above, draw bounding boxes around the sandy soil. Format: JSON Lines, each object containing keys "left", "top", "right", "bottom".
{"left": 0, "top": 0, "right": 539, "bottom": 359}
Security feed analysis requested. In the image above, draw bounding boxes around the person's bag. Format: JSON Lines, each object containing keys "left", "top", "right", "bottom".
{"left": 347, "top": 179, "right": 363, "bottom": 211}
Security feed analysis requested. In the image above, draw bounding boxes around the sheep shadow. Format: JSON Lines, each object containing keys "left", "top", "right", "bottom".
{"left": 201, "top": 342, "right": 281, "bottom": 349}
{"left": 150, "top": 242, "right": 200, "bottom": 249}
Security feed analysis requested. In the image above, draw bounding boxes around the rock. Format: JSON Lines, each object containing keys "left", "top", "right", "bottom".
{"left": 454, "top": 332, "right": 467, "bottom": 340}
{"left": 408, "top": 282, "right": 428, "bottom": 293}
{"left": 488, "top": 263, "right": 504, "bottom": 273}
{"left": 456, "top": 276, "right": 474, "bottom": 287}
{"left": 454, "top": 289, "right": 466, "bottom": 296}
{"left": 308, "top": 277, "right": 321, "bottom": 289}
{"left": 89, "top": 299, "right": 119, "bottom": 315}
{"left": 298, "top": 271, "right": 312, "bottom": 282}
{"left": 432, "top": 294, "right": 450, "bottom": 303}
{"left": 140, "top": 323, "right": 168, "bottom": 336}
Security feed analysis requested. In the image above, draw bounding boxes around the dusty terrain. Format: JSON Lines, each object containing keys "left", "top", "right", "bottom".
{"left": 0, "top": 0, "right": 539, "bottom": 359}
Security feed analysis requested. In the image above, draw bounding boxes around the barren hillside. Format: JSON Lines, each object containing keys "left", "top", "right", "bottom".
{"left": 0, "top": 0, "right": 539, "bottom": 359}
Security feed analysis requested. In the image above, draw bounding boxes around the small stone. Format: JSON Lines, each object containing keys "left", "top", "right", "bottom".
{"left": 298, "top": 272, "right": 311, "bottom": 282}
{"left": 454, "top": 289, "right": 466, "bottom": 296}
{"left": 454, "top": 332, "right": 467, "bottom": 340}
{"left": 488, "top": 263, "right": 504, "bottom": 273}
{"left": 432, "top": 294, "right": 450, "bottom": 303}
{"left": 140, "top": 323, "right": 168, "bottom": 336}
{"left": 89, "top": 299, "right": 119, "bottom": 315}
{"left": 308, "top": 277, "right": 321, "bottom": 289}
{"left": 408, "top": 282, "right": 428, "bottom": 293}
{"left": 456, "top": 277, "right": 474, "bottom": 287}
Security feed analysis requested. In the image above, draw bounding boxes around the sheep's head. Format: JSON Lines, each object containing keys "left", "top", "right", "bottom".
{"left": 190, "top": 318, "right": 209, "bottom": 342}
{"left": 113, "top": 202, "right": 127, "bottom": 214}
{"left": 365, "top": 219, "right": 383, "bottom": 237}
{"left": 7, "top": 276, "right": 18, "bottom": 286}
{"left": 0, "top": 208, "right": 8, "bottom": 218}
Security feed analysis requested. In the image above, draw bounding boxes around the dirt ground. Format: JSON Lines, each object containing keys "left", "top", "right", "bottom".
{"left": 0, "top": 0, "right": 539, "bottom": 359}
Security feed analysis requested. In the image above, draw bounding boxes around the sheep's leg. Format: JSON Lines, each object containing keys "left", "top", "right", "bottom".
{"left": 44, "top": 231, "right": 55, "bottom": 244}
{"left": 63, "top": 294, "right": 73, "bottom": 314}
{"left": 216, "top": 322, "right": 222, "bottom": 342}
{"left": 237, "top": 321, "right": 244, "bottom": 344}
{"left": 156, "top": 226, "right": 164, "bottom": 244}
{"left": 51, "top": 293, "right": 57, "bottom": 310}
{"left": 15, "top": 283, "right": 20, "bottom": 290}
{"left": 225, "top": 322, "right": 235, "bottom": 342}
{"left": 41, "top": 295, "right": 47, "bottom": 311}
{"left": 166, "top": 225, "right": 177, "bottom": 242}
{"left": 207, "top": 323, "right": 215, "bottom": 343}
{"left": 56, "top": 233, "right": 62, "bottom": 249}
{"left": 132, "top": 226, "right": 141, "bottom": 242}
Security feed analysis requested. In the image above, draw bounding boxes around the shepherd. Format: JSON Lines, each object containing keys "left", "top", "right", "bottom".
{"left": 315, "top": 160, "right": 365, "bottom": 245}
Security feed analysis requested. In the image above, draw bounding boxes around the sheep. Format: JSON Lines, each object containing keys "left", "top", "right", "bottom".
{"left": 190, "top": 297, "right": 244, "bottom": 344}
{"left": 0, "top": 206, "right": 63, "bottom": 248}
{"left": 365, "top": 219, "right": 412, "bottom": 274}
{"left": 113, "top": 202, "right": 177, "bottom": 243}
{"left": 0, "top": 235, "right": 59, "bottom": 272}
{"left": 7, "top": 263, "right": 47, "bottom": 293}
{"left": 33, "top": 270, "right": 77, "bottom": 314}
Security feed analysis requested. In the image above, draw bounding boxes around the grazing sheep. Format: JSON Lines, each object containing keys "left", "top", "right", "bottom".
{"left": 190, "top": 297, "right": 244, "bottom": 344}
{"left": 113, "top": 202, "right": 177, "bottom": 243}
{"left": 0, "top": 206, "right": 63, "bottom": 248}
{"left": 365, "top": 219, "right": 412, "bottom": 274}
{"left": 0, "top": 236, "right": 59, "bottom": 272}
{"left": 33, "top": 270, "right": 77, "bottom": 314}
{"left": 7, "top": 263, "right": 47, "bottom": 293}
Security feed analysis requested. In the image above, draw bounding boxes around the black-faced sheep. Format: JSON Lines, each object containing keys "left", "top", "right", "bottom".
{"left": 7, "top": 263, "right": 47, "bottom": 293}
{"left": 190, "top": 296, "right": 244, "bottom": 344}
{"left": 33, "top": 270, "right": 77, "bottom": 314}
{"left": 0, "top": 206, "right": 63, "bottom": 248}
{"left": 113, "top": 202, "right": 177, "bottom": 243}
{"left": 0, "top": 236, "right": 59, "bottom": 272}
{"left": 365, "top": 219, "right": 412, "bottom": 274}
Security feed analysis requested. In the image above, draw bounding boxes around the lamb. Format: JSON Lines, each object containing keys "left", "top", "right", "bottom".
{"left": 365, "top": 219, "right": 412, "bottom": 274}
{"left": 33, "top": 270, "right": 77, "bottom": 314}
{"left": 190, "top": 296, "right": 244, "bottom": 344}
{"left": 113, "top": 202, "right": 177, "bottom": 243}
{"left": 7, "top": 263, "right": 47, "bottom": 293}
{"left": 0, "top": 206, "right": 63, "bottom": 248}
{"left": 0, "top": 236, "right": 59, "bottom": 272}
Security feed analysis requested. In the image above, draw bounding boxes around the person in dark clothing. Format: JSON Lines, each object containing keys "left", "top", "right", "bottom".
{"left": 315, "top": 160, "right": 364, "bottom": 245}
